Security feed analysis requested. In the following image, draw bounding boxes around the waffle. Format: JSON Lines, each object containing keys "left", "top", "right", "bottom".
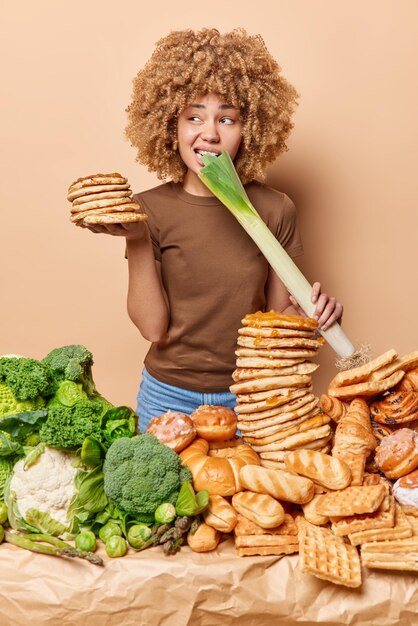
{"left": 297, "top": 517, "right": 362, "bottom": 588}
{"left": 315, "top": 484, "right": 386, "bottom": 517}
{"left": 361, "top": 534, "right": 418, "bottom": 572}
{"left": 234, "top": 513, "right": 298, "bottom": 556}
{"left": 348, "top": 503, "right": 412, "bottom": 545}
{"left": 330, "top": 492, "right": 395, "bottom": 537}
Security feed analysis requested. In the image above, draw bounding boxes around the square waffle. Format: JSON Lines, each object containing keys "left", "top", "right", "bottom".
{"left": 297, "top": 517, "right": 362, "bottom": 588}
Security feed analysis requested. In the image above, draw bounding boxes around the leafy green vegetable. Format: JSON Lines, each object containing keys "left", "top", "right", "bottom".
{"left": 80, "top": 436, "right": 105, "bottom": 468}
{"left": 0, "top": 410, "right": 47, "bottom": 441}
{"left": 101, "top": 406, "right": 137, "bottom": 445}
{"left": 0, "top": 432, "right": 24, "bottom": 458}
{"left": 175, "top": 480, "right": 209, "bottom": 516}
{"left": 0, "top": 458, "right": 14, "bottom": 499}
{"left": 39, "top": 401, "right": 105, "bottom": 450}
{"left": 25, "top": 508, "right": 67, "bottom": 537}
{"left": 0, "top": 356, "right": 53, "bottom": 404}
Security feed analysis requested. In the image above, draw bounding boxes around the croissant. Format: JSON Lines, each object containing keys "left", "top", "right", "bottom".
{"left": 370, "top": 389, "right": 418, "bottom": 425}
{"left": 319, "top": 394, "right": 348, "bottom": 423}
{"left": 332, "top": 398, "right": 377, "bottom": 485}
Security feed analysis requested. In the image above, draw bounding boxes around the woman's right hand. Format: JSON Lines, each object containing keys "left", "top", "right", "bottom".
{"left": 84, "top": 220, "right": 148, "bottom": 241}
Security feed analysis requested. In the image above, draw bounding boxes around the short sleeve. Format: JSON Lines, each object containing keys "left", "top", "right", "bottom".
{"left": 132, "top": 192, "right": 162, "bottom": 262}
{"left": 275, "top": 194, "right": 304, "bottom": 258}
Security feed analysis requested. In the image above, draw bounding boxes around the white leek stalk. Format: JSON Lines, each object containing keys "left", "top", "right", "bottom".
{"left": 199, "top": 151, "right": 355, "bottom": 359}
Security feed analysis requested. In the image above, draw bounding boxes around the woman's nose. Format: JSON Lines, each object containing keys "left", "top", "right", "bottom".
{"left": 200, "top": 121, "right": 219, "bottom": 143}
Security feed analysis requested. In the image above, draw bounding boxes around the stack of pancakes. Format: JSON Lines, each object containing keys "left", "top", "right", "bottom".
{"left": 230, "top": 311, "right": 331, "bottom": 469}
{"left": 67, "top": 172, "right": 148, "bottom": 227}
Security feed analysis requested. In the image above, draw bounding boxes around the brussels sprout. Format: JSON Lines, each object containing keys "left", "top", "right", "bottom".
{"left": 75, "top": 530, "right": 97, "bottom": 552}
{"left": 98, "top": 520, "right": 122, "bottom": 542}
{"left": 154, "top": 503, "right": 176, "bottom": 525}
{"left": 105, "top": 535, "right": 127, "bottom": 558}
{"left": 0, "top": 524, "right": 4, "bottom": 543}
{"left": 127, "top": 524, "right": 153, "bottom": 550}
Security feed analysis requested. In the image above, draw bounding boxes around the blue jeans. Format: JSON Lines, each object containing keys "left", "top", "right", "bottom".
{"left": 136, "top": 368, "right": 237, "bottom": 433}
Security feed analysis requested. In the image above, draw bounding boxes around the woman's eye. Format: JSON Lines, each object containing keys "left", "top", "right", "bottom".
{"left": 220, "top": 117, "right": 235, "bottom": 125}
{"left": 189, "top": 116, "right": 201, "bottom": 122}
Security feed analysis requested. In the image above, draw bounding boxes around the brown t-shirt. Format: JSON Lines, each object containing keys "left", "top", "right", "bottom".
{"left": 133, "top": 181, "right": 303, "bottom": 391}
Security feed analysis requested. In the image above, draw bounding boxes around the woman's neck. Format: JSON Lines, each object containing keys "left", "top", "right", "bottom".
{"left": 181, "top": 170, "right": 214, "bottom": 196}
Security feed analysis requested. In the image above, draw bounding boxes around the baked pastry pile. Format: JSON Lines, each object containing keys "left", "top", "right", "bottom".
{"left": 67, "top": 172, "right": 148, "bottom": 226}
{"left": 230, "top": 311, "right": 330, "bottom": 468}
{"left": 138, "top": 312, "right": 418, "bottom": 587}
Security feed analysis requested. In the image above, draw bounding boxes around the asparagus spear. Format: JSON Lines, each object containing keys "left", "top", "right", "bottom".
{"left": 4, "top": 530, "right": 104, "bottom": 566}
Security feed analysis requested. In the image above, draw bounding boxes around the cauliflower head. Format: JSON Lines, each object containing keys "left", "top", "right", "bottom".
{"left": 7, "top": 446, "right": 78, "bottom": 531}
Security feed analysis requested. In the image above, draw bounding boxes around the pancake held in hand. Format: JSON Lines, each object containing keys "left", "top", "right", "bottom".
{"left": 68, "top": 172, "right": 128, "bottom": 191}
{"left": 67, "top": 183, "right": 130, "bottom": 202}
{"left": 72, "top": 189, "right": 132, "bottom": 206}
{"left": 82, "top": 212, "right": 148, "bottom": 225}
{"left": 67, "top": 171, "right": 148, "bottom": 227}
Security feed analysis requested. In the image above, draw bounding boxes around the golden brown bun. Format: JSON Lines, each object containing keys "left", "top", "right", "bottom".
{"left": 145, "top": 410, "right": 196, "bottom": 453}
{"left": 375, "top": 428, "right": 418, "bottom": 479}
{"left": 187, "top": 522, "right": 221, "bottom": 552}
{"left": 232, "top": 490, "right": 285, "bottom": 529}
{"left": 190, "top": 405, "right": 237, "bottom": 441}
{"left": 203, "top": 495, "right": 238, "bottom": 533}
{"left": 179, "top": 438, "right": 260, "bottom": 496}
{"left": 284, "top": 450, "right": 352, "bottom": 490}
{"left": 239, "top": 465, "right": 314, "bottom": 504}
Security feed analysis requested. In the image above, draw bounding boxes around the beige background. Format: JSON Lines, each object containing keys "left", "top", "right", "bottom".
{"left": 1, "top": 0, "right": 417, "bottom": 407}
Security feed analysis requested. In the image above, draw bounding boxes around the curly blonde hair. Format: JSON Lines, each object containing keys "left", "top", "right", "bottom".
{"left": 125, "top": 28, "right": 299, "bottom": 183}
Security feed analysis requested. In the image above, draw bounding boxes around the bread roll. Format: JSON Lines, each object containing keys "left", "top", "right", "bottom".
{"left": 203, "top": 495, "right": 238, "bottom": 533}
{"left": 239, "top": 465, "right": 314, "bottom": 504}
{"left": 190, "top": 405, "right": 237, "bottom": 441}
{"left": 232, "top": 490, "right": 285, "bottom": 529}
{"left": 187, "top": 522, "right": 221, "bottom": 552}
{"left": 284, "top": 450, "right": 352, "bottom": 490}
{"left": 301, "top": 494, "right": 330, "bottom": 526}
{"left": 179, "top": 438, "right": 260, "bottom": 496}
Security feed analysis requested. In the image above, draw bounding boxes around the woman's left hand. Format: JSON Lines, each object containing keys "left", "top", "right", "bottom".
{"left": 289, "top": 282, "right": 343, "bottom": 330}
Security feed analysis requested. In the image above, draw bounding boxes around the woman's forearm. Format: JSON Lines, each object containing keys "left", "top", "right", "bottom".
{"left": 126, "top": 233, "right": 169, "bottom": 341}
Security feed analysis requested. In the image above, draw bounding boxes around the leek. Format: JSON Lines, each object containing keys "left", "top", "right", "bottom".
{"left": 199, "top": 152, "right": 355, "bottom": 359}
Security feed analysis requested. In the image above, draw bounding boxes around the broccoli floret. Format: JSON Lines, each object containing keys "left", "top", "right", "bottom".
{"left": 0, "top": 356, "right": 53, "bottom": 402}
{"left": 39, "top": 400, "right": 104, "bottom": 450}
{"left": 103, "top": 434, "right": 192, "bottom": 523}
{"left": 0, "top": 357, "right": 52, "bottom": 418}
{"left": 42, "top": 345, "right": 98, "bottom": 396}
